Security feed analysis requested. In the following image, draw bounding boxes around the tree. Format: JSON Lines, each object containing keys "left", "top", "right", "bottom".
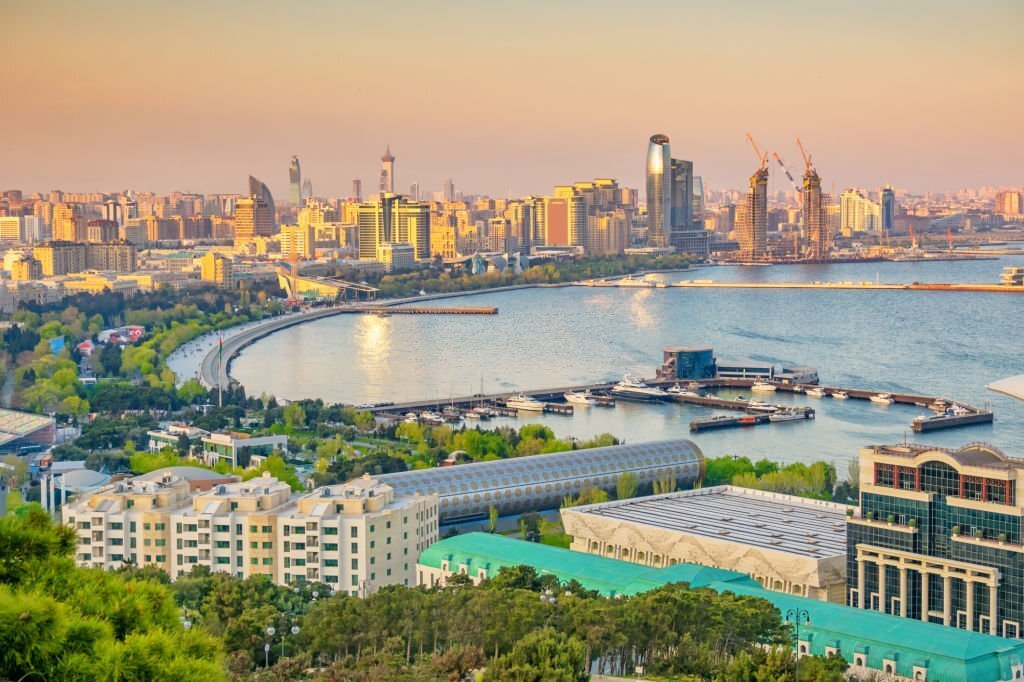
{"left": 487, "top": 505, "right": 499, "bottom": 533}
{"left": 652, "top": 472, "right": 677, "bottom": 495}
{"left": 129, "top": 448, "right": 181, "bottom": 474}
{"left": 485, "top": 627, "right": 588, "bottom": 682}
{"left": 283, "top": 403, "right": 307, "bottom": 430}
{"left": 616, "top": 471, "right": 639, "bottom": 500}
{"left": 354, "top": 411, "right": 376, "bottom": 431}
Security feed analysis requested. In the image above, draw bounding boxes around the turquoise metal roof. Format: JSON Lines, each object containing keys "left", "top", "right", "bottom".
{"left": 421, "top": 534, "right": 1024, "bottom": 682}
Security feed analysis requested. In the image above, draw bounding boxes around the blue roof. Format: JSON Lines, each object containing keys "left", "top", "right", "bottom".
{"left": 421, "top": 534, "right": 1024, "bottom": 682}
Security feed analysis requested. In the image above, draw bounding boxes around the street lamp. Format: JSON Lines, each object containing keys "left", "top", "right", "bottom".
{"left": 786, "top": 608, "right": 811, "bottom": 681}
{"left": 265, "top": 626, "right": 275, "bottom": 668}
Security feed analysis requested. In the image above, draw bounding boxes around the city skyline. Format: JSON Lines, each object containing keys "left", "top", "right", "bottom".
{"left": 3, "top": 1, "right": 1021, "bottom": 198}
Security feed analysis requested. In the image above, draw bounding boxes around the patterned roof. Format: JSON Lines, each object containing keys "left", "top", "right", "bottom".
{"left": 0, "top": 408, "right": 54, "bottom": 447}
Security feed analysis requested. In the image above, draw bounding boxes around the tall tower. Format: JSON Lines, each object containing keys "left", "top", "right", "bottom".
{"left": 380, "top": 145, "right": 395, "bottom": 194}
{"left": 352, "top": 179, "right": 362, "bottom": 202}
{"left": 880, "top": 186, "right": 896, "bottom": 233}
{"left": 802, "top": 170, "right": 828, "bottom": 259}
{"left": 738, "top": 168, "right": 768, "bottom": 260}
{"left": 288, "top": 156, "right": 301, "bottom": 206}
{"left": 646, "top": 134, "right": 671, "bottom": 248}
{"left": 301, "top": 178, "right": 313, "bottom": 201}
{"left": 443, "top": 178, "right": 455, "bottom": 202}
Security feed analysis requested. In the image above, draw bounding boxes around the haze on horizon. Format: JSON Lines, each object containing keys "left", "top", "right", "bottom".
{"left": 2, "top": 0, "right": 1021, "bottom": 199}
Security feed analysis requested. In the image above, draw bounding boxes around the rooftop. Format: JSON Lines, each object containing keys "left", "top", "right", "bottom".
{"left": 0, "top": 407, "right": 54, "bottom": 446}
{"left": 570, "top": 486, "right": 847, "bottom": 560}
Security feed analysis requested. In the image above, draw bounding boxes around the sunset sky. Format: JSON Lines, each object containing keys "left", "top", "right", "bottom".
{"left": 3, "top": 0, "right": 1022, "bottom": 199}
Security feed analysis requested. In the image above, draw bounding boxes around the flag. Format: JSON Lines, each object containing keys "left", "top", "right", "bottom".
{"left": 217, "top": 336, "right": 223, "bottom": 372}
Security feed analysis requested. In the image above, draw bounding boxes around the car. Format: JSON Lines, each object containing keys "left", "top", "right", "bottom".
{"left": 356, "top": 403, "right": 373, "bottom": 409}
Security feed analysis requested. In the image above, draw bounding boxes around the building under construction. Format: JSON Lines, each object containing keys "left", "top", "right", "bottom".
{"left": 736, "top": 135, "right": 769, "bottom": 261}
{"left": 798, "top": 139, "right": 831, "bottom": 260}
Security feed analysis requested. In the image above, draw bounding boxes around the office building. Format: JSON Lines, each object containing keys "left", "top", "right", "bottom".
{"left": 419, "top": 533, "right": 1024, "bottom": 682}
{"left": 881, "top": 186, "right": 897, "bottom": 233}
{"left": 376, "top": 242, "right": 416, "bottom": 272}
{"left": 354, "top": 195, "right": 430, "bottom": 261}
{"left": 279, "top": 224, "right": 316, "bottom": 259}
{"left": 737, "top": 167, "right": 768, "bottom": 260}
{"left": 289, "top": 156, "right": 301, "bottom": 206}
{"left": 848, "top": 442, "right": 1024, "bottom": 639}
{"left": 0, "top": 217, "right": 21, "bottom": 242}
{"left": 301, "top": 178, "right": 312, "bottom": 201}
{"left": 645, "top": 134, "right": 672, "bottom": 248}
{"left": 199, "top": 252, "right": 234, "bottom": 288}
{"left": 234, "top": 176, "right": 276, "bottom": 241}
{"left": 379, "top": 145, "right": 395, "bottom": 194}
{"left": 62, "top": 470, "right": 438, "bottom": 596}
{"left": 562, "top": 486, "right": 848, "bottom": 602}
{"left": 198, "top": 432, "right": 288, "bottom": 469}
{"left": 377, "top": 439, "right": 704, "bottom": 524}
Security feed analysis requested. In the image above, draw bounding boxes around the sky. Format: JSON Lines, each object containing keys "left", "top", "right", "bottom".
{"left": 2, "top": 0, "right": 1022, "bottom": 199}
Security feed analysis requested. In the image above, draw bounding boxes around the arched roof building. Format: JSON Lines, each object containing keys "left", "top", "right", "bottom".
{"left": 377, "top": 439, "right": 704, "bottom": 523}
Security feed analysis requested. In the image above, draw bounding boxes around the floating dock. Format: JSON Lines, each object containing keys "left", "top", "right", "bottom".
{"left": 912, "top": 411, "right": 994, "bottom": 432}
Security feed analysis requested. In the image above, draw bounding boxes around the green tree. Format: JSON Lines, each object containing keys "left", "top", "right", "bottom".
{"left": 282, "top": 403, "right": 307, "bottom": 430}
{"left": 485, "top": 627, "right": 588, "bottom": 682}
{"left": 129, "top": 448, "right": 180, "bottom": 474}
{"left": 487, "top": 505, "right": 499, "bottom": 533}
{"left": 616, "top": 471, "right": 639, "bottom": 500}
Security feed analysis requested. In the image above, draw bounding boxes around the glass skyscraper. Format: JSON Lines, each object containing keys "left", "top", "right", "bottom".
{"left": 288, "top": 156, "right": 301, "bottom": 207}
{"left": 646, "top": 134, "right": 672, "bottom": 248}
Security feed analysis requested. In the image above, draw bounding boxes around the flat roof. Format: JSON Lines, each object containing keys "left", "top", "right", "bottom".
{"left": 571, "top": 486, "right": 847, "bottom": 560}
{"left": 0, "top": 407, "right": 54, "bottom": 446}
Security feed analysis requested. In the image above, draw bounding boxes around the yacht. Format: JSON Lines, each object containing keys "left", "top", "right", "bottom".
{"left": 870, "top": 393, "right": 895, "bottom": 405}
{"left": 769, "top": 409, "right": 805, "bottom": 422}
{"left": 666, "top": 384, "right": 699, "bottom": 398}
{"left": 831, "top": 390, "right": 849, "bottom": 400}
{"left": 564, "top": 390, "right": 597, "bottom": 406}
{"left": 611, "top": 374, "right": 669, "bottom": 401}
{"left": 751, "top": 380, "right": 777, "bottom": 392}
{"left": 805, "top": 387, "right": 826, "bottom": 398}
{"left": 506, "top": 393, "right": 545, "bottom": 411}
{"left": 746, "top": 400, "right": 779, "bottom": 413}
{"left": 464, "top": 409, "right": 483, "bottom": 420}
{"left": 929, "top": 400, "right": 951, "bottom": 412}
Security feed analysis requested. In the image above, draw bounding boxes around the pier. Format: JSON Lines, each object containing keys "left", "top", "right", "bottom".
{"left": 344, "top": 306, "right": 497, "bottom": 315}
{"left": 574, "top": 279, "right": 1024, "bottom": 293}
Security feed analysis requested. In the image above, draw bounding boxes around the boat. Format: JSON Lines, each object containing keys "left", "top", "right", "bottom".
{"left": 666, "top": 384, "right": 699, "bottom": 398}
{"left": 611, "top": 374, "right": 669, "bottom": 401}
{"left": 420, "top": 411, "right": 446, "bottom": 424}
{"left": 617, "top": 275, "right": 657, "bottom": 288}
{"left": 751, "top": 380, "right": 777, "bottom": 392}
{"left": 929, "top": 400, "right": 951, "bottom": 412}
{"left": 564, "top": 390, "right": 597, "bottom": 406}
{"left": 746, "top": 400, "right": 779, "bottom": 413}
{"left": 831, "top": 390, "right": 849, "bottom": 400}
{"left": 506, "top": 393, "right": 545, "bottom": 411}
{"left": 464, "top": 410, "right": 482, "bottom": 420}
{"left": 769, "top": 409, "right": 806, "bottom": 422}
{"left": 806, "top": 387, "right": 826, "bottom": 398}
{"left": 739, "top": 416, "right": 759, "bottom": 425}
{"left": 870, "top": 393, "right": 895, "bottom": 405}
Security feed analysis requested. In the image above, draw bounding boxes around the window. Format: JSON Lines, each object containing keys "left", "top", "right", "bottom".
{"left": 351, "top": 559, "right": 359, "bottom": 570}
{"left": 250, "top": 525, "right": 258, "bottom": 533}
{"left": 216, "top": 541, "right": 229, "bottom": 549}
{"left": 262, "top": 542, "right": 273, "bottom": 549}
{"left": 251, "top": 558, "right": 259, "bottom": 565}
{"left": 386, "top": 521, "right": 391, "bottom": 529}
{"left": 155, "top": 555, "right": 165, "bottom": 562}
{"left": 370, "top": 525, "right": 375, "bottom": 533}
{"left": 324, "top": 543, "right": 338, "bottom": 551}
{"left": 324, "top": 527, "right": 338, "bottom": 535}
{"left": 176, "top": 523, "right": 182, "bottom": 533}
{"left": 130, "top": 522, "right": 136, "bottom": 532}
{"left": 154, "top": 524, "right": 165, "bottom": 531}
{"left": 351, "top": 575, "right": 358, "bottom": 586}
{"left": 284, "top": 557, "right": 291, "bottom": 568}
{"left": 261, "top": 526, "right": 272, "bottom": 533}
{"left": 217, "top": 557, "right": 230, "bottom": 565}
{"left": 109, "top": 522, "right": 123, "bottom": 530}
{"left": 215, "top": 525, "right": 229, "bottom": 533}
{"left": 351, "top": 542, "right": 359, "bottom": 553}
{"left": 230, "top": 502, "right": 238, "bottom": 511}
{"left": 143, "top": 523, "right": 151, "bottom": 531}
{"left": 250, "top": 542, "right": 258, "bottom": 549}
{"left": 283, "top": 526, "right": 290, "bottom": 536}
{"left": 325, "top": 575, "right": 338, "bottom": 583}
{"left": 235, "top": 524, "right": 242, "bottom": 535}
{"left": 325, "top": 559, "right": 338, "bottom": 567}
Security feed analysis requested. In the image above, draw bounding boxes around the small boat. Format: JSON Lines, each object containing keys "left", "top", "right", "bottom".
{"left": 746, "top": 400, "right": 779, "bottom": 413}
{"left": 751, "top": 380, "right": 777, "bottom": 392}
{"left": 769, "top": 410, "right": 806, "bottom": 422}
{"left": 831, "top": 390, "right": 849, "bottom": 400}
{"left": 739, "top": 416, "right": 759, "bottom": 425}
{"left": 929, "top": 400, "right": 951, "bottom": 412}
{"left": 420, "top": 411, "right": 446, "bottom": 424}
{"left": 464, "top": 410, "right": 482, "bottom": 420}
{"left": 870, "top": 393, "right": 895, "bottom": 405}
{"left": 667, "top": 384, "right": 699, "bottom": 398}
{"left": 506, "top": 393, "right": 545, "bottom": 411}
{"left": 611, "top": 374, "right": 669, "bottom": 401}
{"left": 806, "top": 387, "right": 826, "bottom": 398}
{"left": 564, "top": 390, "right": 597, "bottom": 406}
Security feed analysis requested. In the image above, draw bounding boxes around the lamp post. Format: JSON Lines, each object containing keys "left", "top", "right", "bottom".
{"left": 786, "top": 608, "right": 810, "bottom": 681}
{"left": 265, "top": 626, "right": 275, "bottom": 668}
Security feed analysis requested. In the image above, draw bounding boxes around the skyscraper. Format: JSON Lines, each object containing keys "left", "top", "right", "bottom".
{"left": 802, "top": 168, "right": 829, "bottom": 259}
{"left": 248, "top": 176, "right": 276, "bottom": 230}
{"left": 880, "top": 186, "right": 896, "bottom": 233}
{"left": 288, "top": 156, "right": 301, "bottom": 206}
{"left": 443, "top": 179, "right": 455, "bottom": 202}
{"left": 301, "top": 178, "right": 313, "bottom": 202}
{"left": 352, "top": 179, "right": 362, "bottom": 202}
{"left": 670, "top": 159, "right": 693, "bottom": 232}
{"left": 738, "top": 168, "right": 768, "bottom": 260}
{"left": 380, "top": 145, "right": 395, "bottom": 194}
{"left": 409, "top": 182, "right": 419, "bottom": 201}
{"left": 692, "top": 177, "right": 705, "bottom": 228}
{"left": 354, "top": 195, "right": 430, "bottom": 261}
{"left": 235, "top": 176, "right": 275, "bottom": 241}
{"left": 645, "top": 134, "right": 672, "bottom": 248}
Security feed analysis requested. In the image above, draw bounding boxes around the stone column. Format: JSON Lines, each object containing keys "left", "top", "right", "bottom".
{"left": 879, "top": 563, "right": 887, "bottom": 613}
{"left": 965, "top": 580, "right": 975, "bottom": 631}
{"left": 943, "top": 576, "right": 953, "bottom": 626}
{"left": 990, "top": 584, "right": 998, "bottom": 635}
{"left": 857, "top": 558, "right": 866, "bottom": 609}
{"left": 899, "top": 567, "right": 908, "bottom": 618}
{"left": 921, "top": 570, "right": 930, "bottom": 622}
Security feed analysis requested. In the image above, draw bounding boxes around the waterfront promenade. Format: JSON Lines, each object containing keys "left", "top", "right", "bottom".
{"left": 577, "top": 279, "right": 1024, "bottom": 293}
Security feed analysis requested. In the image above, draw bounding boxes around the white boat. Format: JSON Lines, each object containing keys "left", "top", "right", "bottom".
{"left": 831, "top": 390, "right": 849, "bottom": 400}
{"left": 769, "top": 410, "right": 805, "bottom": 422}
{"left": 666, "top": 384, "right": 699, "bottom": 397}
{"left": 564, "top": 390, "right": 597, "bottom": 406}
{"left": 611, "top": 374, "right": 669, "bottom": 401}
{"left": 929, "top": 400, "right": 951, "bottom": 412}
{"left": 617, "top": 275, "right": 656, "bottom": 288}
{"left": 506, "top": 393, "right": 545, "bottom": 411}
{"left": 420, "top": 411, "right": 446, "bottom": 424}
{"left": 746, "top": 400, "right": 779, "bottom": 413}
{"left": 464, "top": 410, "right": 482, "bottom": 420}
{"left": 806, "top": 387, "right": 826, "bottom": 398}
{"left": 751, "top": 380, "right": 777, "bottom": 392}
{"left": 870, "top": 393, "right": 895, "bottom": 405}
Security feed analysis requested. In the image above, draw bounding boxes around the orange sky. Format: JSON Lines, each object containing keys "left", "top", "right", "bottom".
{"left": 2, "top": 0, "right": 1022, "bottom": 198}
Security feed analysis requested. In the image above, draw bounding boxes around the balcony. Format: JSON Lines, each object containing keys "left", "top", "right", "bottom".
{"left": 306, "top": 552, "right": 319, "bottom": 564}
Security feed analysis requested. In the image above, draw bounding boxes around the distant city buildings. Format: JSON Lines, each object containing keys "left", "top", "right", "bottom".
{"left": 289, "top": 156, "right": 301, "bottom": 207}
{"left": 840, "top": 189, "right": 882, "bottom": 236}
{"left": 644, "top": 134, "right": 710, "bottom": 257}
{"left": 379, "top": 145, "right": 395, "bottom": 194}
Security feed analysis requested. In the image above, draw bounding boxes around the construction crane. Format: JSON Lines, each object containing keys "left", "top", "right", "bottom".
{"left": 797, "top": 137, "right": 814, "bottom": 173}
{"left": 772, "top": 151, "right": 802, "bottom": 196}
{"left": 746, "top": 133, "right": 768, "bottom": 170}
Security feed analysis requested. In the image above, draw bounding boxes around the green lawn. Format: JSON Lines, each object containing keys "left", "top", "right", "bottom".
{"left": 539, "top": 532, "right": 571, "bottom": 549}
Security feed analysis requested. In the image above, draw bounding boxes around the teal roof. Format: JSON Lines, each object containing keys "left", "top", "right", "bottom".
{"left": 421, "top": 534, "right": 1024, "bottom": 682}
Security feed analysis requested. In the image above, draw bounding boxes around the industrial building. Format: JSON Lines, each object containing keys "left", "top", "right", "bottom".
{"left": 377, "top": 439, "right": 705, "bottom": 524}
{"left": 848, "top": 442, "right": 1024, "bottom": 639}
{"left": 419, "top": 533, "right": 1024, "bottom": 682}
{"left": 561, "top": 486, "right": 848, "bottom": 602}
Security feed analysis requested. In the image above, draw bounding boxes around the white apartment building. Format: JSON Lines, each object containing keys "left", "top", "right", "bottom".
{"left": 62, "top": 470, "right": 439, "bottom": 596}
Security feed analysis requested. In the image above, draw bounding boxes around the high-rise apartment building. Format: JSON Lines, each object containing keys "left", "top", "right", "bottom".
{"left": 86, "top": 219, "right": 119, "bottom": 243}
{"left": 646, "top": 134, "right": 672, "bottom": 248}
{"left": 737, "top": 168, "right": 768, "bottom": 260}
{"left": 0, "top": 217, "right": 22, "bottom": 243}
{"left": 995, "top": 190, "right": 1023, "bottom": 218}
{"left": 352, "top": 179, "right": 362, "bottom": 202}
{"left": 280, "top": 224, "right": 316, "bottom": 259}
{"left": 841, "top": 189, "right": 881, "bottom": 236}
{"left": 880, "top": 186, "right": 897, "bottom": 233}
{"left": 847, "top": 443, "right": 1024, "bottom": 639}
{"left": 52, "top": 203, "right": 86, "bottom": 242}
{"left": 32, "top": 241, "right": 136, "bottom": 275}
{"left": 379, "top": 146, "right": 395, "bottom": 194}
{"left": 62, "top": 471, "right": 439, "bottom": 595}
{"left": 289, "top": 156, "right": 302, "bottom": 206}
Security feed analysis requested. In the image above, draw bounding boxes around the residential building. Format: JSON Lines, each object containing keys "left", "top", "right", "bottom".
{"left": 803, "top": 168, "right": 829, "bottom": 258}
{"left": 11, "top": 257, "right": 42, "bottom": 281}
{"left": 62, "top": 470, "right": 438, "bottom": 596}
{"left": 234, "top": 176, "right": 275, "bottom": 241}
{"left": 881, "top": 186, "right": 897, "bottom": 233}
{"left": 32, "top": 241, "right": 137, "bottom": 276}
{"left": 429, "top": 224, "right": 457, "bottom": 259}
{"left": 198, "top": 431, "right": 288, "bottom": 469}
{"left": 848, "top": 442, "right": 1024, "bottom": 639}
{"left": 737, "top": 167, "right": 768, "bottom": 260}
{"left": 279, "top": 224, "right": 316, "bottom": 259}
{"left": 0, "top": 217, "right": 21, "bottom": 243}
{"left": 199, "top": 252, "right": 234, "bottom": 288}
{"left": 51, "top": 203, "right": 86, "bottom": 242}
{"left": 841, "top": 189, "right": 881, "bottom": 236}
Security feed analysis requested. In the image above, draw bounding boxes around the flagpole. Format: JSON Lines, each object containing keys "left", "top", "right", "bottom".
{"left": 217, "top": 335, "right": 223, "bottom": 408}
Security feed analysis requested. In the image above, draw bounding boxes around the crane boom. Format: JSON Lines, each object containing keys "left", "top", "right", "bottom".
{"left": 746, "top": 133, "right": 768, "bottom": 170}
{"left": 772, "top": 152, "right": 801, "bottom": 193}
{"left": 796, "top": 137, "right": 813, "bottom": 172}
